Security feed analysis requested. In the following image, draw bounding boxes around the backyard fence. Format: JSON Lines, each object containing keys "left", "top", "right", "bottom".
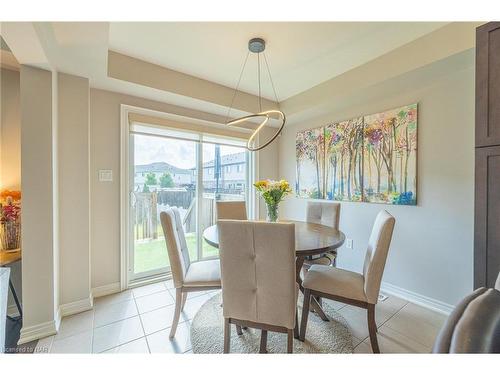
{"left": 133, "top": 190, "right": 220, "bottom": 241}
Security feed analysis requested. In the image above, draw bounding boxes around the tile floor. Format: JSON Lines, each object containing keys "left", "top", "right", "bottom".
{"left": 35, "top": 280, "right": 447, "bottom": 354}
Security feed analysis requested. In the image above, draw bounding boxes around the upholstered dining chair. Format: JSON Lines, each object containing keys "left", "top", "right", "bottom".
{"left": 160, "top": 207, "right": 221, "bottom": 338}
{"left": 303, "top": 201, "right": 341, "bottom": 270}
{"left": 216, "top": 201, "right": 247, "bottom": 220}
{"left": 218, "top": 220, "right": 298, "bottom": 353}
{"left": 299, "top": 210, "right": 395, "bottom": 353}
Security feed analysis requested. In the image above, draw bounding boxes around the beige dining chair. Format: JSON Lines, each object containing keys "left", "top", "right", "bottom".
{"left": 299, "top": 210, "right": 395, "bottom": 353}
{"left": 303, "top": 201, "right": 341, "bottom": 270}
{"left": 218, "top": 220, "right": 298, "bottom": 353}
{"left": 160, "top": 207, "right": 221, "bottom": 338}
{"left": 216, "top": 201, "right": 247, "bottom": 220}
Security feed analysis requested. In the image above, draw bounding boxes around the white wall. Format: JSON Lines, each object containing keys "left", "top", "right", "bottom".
{"left": 0, "top": 67, "right": 22, "bottom": 311}
{"left": 57, "top": 73, "right": 91, "bottom": 308}
{"left": 19, "top": 65, "right": 57, "bottom": 342}
{"left": 279, "top": 54, "right": 475, "bottom": 307}
{"left": 90, "top": 89, "right": 278, "bottom": 289}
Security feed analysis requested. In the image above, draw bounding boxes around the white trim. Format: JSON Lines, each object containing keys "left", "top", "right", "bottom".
{"left": 59, "top": 295, "right": 93, "bottom": 317}
{"left": 18, "top": 320, "right": 58, "bottom": 345}
{"left": 120, "top": 105, "right": 130, "bottom": 291}
{"left": 128, "top": 274, "right": 171, "bottom": 289}
{"left": 381, "top": 282, "right": 453, "bottom": 315}
{"left": 91, "top": 282, "right": 121, "bottom": 298}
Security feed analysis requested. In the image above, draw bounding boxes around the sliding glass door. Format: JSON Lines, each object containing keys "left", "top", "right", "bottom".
{"left": 128, "top": 126, "right": 251, "bottom": 282}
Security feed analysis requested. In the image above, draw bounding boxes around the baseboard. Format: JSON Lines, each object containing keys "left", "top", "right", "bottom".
{"left": 381, "top": 282, "right": 454, "bottom": 315}
{"left": 18, "top": 320, "right": 58, "bottom": 345}
{"left": 91, "top": 282, "right": 121, "bottom": 298}
{"left": 59, "top": 295, "right": 94, "bottom": 317}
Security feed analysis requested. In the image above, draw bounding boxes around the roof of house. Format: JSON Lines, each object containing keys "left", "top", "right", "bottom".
{"left": 202, "top": 151, "right": 246, "bottom": 168}
{"left": 135, "top": 162, "right": 191, "bottom": 174}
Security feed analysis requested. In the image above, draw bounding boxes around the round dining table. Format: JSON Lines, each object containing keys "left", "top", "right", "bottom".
{"left": 202, "top": 220, "right": 345, "bottom": 321}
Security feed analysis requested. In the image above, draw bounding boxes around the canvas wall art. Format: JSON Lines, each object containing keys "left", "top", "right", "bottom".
{"left": 296, "top": 127, "right": 325, "bottom": 199}
{"left": 295, "top": 103, "right": 417, "bottom": 205}
{"left": 363, "top": 103, "right": 417, "bottom": 205}
{"left": 325, "top": 117, "right": 364, "bottom": 202}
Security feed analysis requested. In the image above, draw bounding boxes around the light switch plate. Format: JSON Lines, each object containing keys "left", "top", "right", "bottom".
{"left": 98, "top": 169, "right": 113, "bottom": 182}
{"left": 346, "top": 238, "right": 353, "bottom": 249}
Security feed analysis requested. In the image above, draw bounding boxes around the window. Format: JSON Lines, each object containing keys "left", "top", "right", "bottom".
{"left": 128, "top": 121, "right": 253, "bottom": 282}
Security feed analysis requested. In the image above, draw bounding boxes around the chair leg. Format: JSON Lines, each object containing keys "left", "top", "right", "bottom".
{"left": 259, "top": 330, "right": 268, "bottom": 353}
{"left": 299, "top": 289, "right": 311, "bottom": 341}
{"left": 287, "top": 329, "right": 294, "bottom": 353}
{"left": 181, "top": 292, "right": 187, "bottom": 311}
{"left": 169, "top": 288, "right": 182, "bottom": 338}
{"left": 236, "top": 325, "right": 243, "bottom": 335}
{"left": 294, "top": 308, "right": 300, "bottom": 339}
{"left": 224, "top": 318, "right": 230, "bottom": 353}
{"left": 367, "top": 304, "right": 380, "bottom": 353}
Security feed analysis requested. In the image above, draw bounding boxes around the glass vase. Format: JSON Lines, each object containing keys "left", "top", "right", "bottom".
{"left": 0, "top": 221, "right": 21, "bottom": 251}
{"left": 266, "top": 203, "right": 279, "bottom": 222}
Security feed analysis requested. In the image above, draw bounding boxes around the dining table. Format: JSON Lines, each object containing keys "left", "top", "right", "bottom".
{"left": 202, "top": 220, "right": 346, "bottom": 321}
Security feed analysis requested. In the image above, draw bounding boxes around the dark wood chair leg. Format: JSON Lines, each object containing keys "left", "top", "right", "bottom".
{"left": 259, "top": 330, "right": 268, "bottom": 353}
{"left": 299, "top": 289, "right": 311, "bottom": 341}
{"left": 224, "top": 318, "right": 230, "bottom": 353}
{"left": 287, "top": 329, "right": 294, "bottom": 353}
{"left": 367, "top": 304, "right": 380, "bottom": 353}
{"left": 236, "top": 325, "right": 243, "bottom": 335}
{"left": 294, "top": 308, "right": 299, "bottom": 339}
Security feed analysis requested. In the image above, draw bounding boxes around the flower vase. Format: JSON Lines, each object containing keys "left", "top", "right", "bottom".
{"left": 0, "top": 221, "right": 21, "bottom": 251}
{"left": 266, "top": 203, "right": 279, "bottom": 222}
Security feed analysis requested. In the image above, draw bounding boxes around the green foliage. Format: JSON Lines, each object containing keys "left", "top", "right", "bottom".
{"left": 142, "top": 184, "right": 150, "bottom": 193}
{"left": 145, "top": 172, "right": 157, "bottom": 186}
{"left": 159, "top": 172, "right": 174, "bottom": 188}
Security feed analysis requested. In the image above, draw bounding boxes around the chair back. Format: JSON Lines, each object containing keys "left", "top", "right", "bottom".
{"left": 218, "top": 220, "right": 296, "bottom": 329}
{"left": 216, "top": 201, "right": 247, "bottom": 220}
{"left": 306, "top": 201, "right": 340, "bottom": 229}
{"left": 362, "top": 210, "right": 395, "bottom": 304}
{"left": 160, "top": 207, "right": 191, "bottom": 288}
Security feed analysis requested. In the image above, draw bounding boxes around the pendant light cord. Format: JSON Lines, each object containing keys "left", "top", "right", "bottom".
{"left": 225, "top": 50, "right": 250, "bottom": 123}
{"left": 263, "top": 52, "right": 280, "bottom": 106}
{"left": 257, "top": 52, "right": 262, "bottom": 112}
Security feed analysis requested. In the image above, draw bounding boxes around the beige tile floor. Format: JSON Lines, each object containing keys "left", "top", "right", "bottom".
{"left": 35, "top": 280, "right": 447, "bottom": 354}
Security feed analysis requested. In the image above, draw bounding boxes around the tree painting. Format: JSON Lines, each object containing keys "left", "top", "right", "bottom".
{"left": 296, "top": 127, "right": 325, "bottom": 199}
{"left": 325, "top": 117, "right": 364, "bottom": 201}
{"left": 363, "top": 103, "right": 417, "bottom": 205}
{"left": 295, "top": 103, "right": 417, "bottom": 206}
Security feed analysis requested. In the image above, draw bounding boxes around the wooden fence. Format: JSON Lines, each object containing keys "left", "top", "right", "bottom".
{"left": 133, "top": 190, "right": 219, "bottom": 241}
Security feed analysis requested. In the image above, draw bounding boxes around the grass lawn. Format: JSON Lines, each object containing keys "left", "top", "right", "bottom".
{"left": 134, "top": 232, "right": 219, "bottom": 274}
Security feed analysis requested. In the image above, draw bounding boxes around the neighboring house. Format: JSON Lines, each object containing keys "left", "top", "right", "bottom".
{"left": 135, "top": 152, "right": 246, "bottom": 192}
{"left": 201, "top": 151, "right": 246, "bottom": 190}
{"left": 134, "top": 162, "right": 192, "bottom": 190}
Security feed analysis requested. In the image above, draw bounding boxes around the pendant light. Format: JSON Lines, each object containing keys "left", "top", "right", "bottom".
{"left": 226, "top": 38, "right": 286, "bottom": 151}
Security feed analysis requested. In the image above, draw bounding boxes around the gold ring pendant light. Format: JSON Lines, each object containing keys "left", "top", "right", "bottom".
{"left": 225, "top": 38, "right": 286, "bottom": 151}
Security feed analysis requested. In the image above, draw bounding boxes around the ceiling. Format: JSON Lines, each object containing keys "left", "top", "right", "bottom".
{"left": 2, "top": 22, "right": 452, "bottom": 119}
{"left": 109, "top": 22, "right": 448, "bottom": 100}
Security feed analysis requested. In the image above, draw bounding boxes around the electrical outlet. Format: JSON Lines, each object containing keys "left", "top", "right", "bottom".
{"left": 346, "top": 238, "right": 353, "bottom": 249}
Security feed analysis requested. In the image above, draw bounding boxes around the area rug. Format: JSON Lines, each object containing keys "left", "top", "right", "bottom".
{"left": 191, "top": 293, "right": 354, "bottom": 353}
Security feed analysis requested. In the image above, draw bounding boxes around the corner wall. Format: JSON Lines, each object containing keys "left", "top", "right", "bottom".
{"left": 57, "top": 73, "right": 91, "bottom": 312}
{"left": 279, "top": 54, "right": 475, "bottom": 308}
{"left": 19, "top": 65, "right": 57, "bottom": 342}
